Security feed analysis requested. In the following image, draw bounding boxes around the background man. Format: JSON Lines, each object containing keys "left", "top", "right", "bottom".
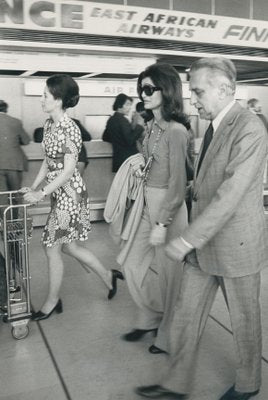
{"left": 247, "top": 98, "right": 268, "bottom": 131}
{"left": 0, "top": 100, "right": 30, "bottom": 195}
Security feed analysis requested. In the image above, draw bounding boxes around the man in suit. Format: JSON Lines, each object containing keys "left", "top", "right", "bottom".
{"left": 135, "top": 57, "right": 268, "bottom": 400}
{"left": 0, "top": 100, "right": 30, "bottom": 199}
{"left": 247, "top": 98, "right": 268, "bottom": 131}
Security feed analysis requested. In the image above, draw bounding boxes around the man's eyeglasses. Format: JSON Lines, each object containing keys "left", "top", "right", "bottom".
{"left": 140, "top": 85, "right": 162, "bottom": 97}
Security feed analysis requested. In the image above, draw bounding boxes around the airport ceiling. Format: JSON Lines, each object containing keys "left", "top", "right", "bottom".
{"left": 1, "top": 55, "right": 267, "bottom": 85}
{"left": 0, "top": 30, "right": 267, "bottom": 85}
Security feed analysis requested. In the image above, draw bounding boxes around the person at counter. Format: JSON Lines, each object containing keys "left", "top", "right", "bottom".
{"left": 21, "top": 74, "right": 124, "bottom": 321}
{"left": 33, "top": 118, "right": 92, "bottom": 176}
{"left": 135, "top": 101, "right": 153, "bottom": 123}
{"left": 247, "top": 98, "right": 268, "bottom": 131}
{"left": 0, "top": 100, "right": 30, "bottom": 197}
{"left": 134, "top": 101, "right": 153, "bottom": 153}
{"left": 102, "top": 93, "right": 144, "bottom": 172}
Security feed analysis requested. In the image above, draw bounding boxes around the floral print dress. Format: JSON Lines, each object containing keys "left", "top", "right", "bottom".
{"left": 42, "top": 114, "right": 91, "bottom": 247}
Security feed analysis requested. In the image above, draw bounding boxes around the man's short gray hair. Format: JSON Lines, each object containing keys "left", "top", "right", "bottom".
{"left": 189, "top": 57, "right": 237, "bottom": 91}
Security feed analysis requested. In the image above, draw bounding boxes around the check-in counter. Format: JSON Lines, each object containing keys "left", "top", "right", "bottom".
{"left": 22, "top": 141, "right": 114, "bottom": 226}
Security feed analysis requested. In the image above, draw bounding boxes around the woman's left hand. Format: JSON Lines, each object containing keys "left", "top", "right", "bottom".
{"left": 149, "top": 224, "right": 167, "bottom": 246}
{"left": 23, "top": 190, "right": 44, "bottom": 204}
{"left": 19, "top": 186, "right": 32, "bottom": 193}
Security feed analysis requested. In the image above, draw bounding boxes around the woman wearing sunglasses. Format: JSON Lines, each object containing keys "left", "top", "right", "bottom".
{"left": 121, "top": 63, "right": 190, "bottom": 354}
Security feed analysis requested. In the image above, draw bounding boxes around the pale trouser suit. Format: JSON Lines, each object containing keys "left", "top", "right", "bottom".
{"left": 124, "top": 186, "right": 188, "bottom": 351}
{"left": 123, "top": 120, "right": 189, "bottom": 352}
{"left": 159, "top": 103, "right": 268, "bottom": 394}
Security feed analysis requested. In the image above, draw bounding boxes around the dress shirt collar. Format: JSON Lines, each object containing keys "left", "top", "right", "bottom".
{"left": 212, "top": 99, "right": 236, "bottom": 133}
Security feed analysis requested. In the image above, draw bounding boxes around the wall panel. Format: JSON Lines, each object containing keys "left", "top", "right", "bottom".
{"left": 173, "top": 0, "right": 211, "bottom": 14}
{"left": 87, "top": 0, "right": 124, "bottom": 3}
{"left": 128, "top": 0, "right": 169, "bottom": 9}
{"left": 215, "top": 0, "right": 250, "bottom": 18}
{"left": 253, "top": 0, "right": 268, "bottom": 20}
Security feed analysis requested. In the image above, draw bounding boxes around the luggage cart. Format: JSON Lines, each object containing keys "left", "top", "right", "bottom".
{"left": 0, "top": 190, "right": 32, "bottom": 339}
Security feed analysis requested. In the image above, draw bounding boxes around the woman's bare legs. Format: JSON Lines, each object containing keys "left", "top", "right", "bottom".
{"left": 41, "top": 243, "right": 64, "bottom": 314}
{"left": 36, "top": 240, "right": 119, "bottom": 316}
{"left": 62, "top": 241, "right": 112, "bottom": 290}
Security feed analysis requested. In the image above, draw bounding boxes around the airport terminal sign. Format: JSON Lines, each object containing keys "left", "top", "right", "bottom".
{"left": 24, "top": 79, "right": 140, "bottom": 97}
{"left": 24, "top": 79, "right": 247, "bottom": 100}
{"left": 0, "top": 0, "right": 267, "bottom": 49}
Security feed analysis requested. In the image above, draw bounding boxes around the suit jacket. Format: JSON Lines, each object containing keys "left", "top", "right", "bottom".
{"left": 0, "top": 113, "right": 30, "bottom": 171}
{"left": 183, "top": 102, "right": 268, "bottom": 278}
{"left": 102, "top": 112, "right": 144, "bottom": 172}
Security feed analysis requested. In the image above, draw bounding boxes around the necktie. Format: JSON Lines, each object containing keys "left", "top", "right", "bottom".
{"left": 197, "top": 122, "right": 214, "bottom": 175}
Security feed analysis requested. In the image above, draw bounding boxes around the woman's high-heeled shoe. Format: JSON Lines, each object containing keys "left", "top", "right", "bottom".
{"left": 31, "top": 299, "right": 63, "bottom": 321}
{"left": 108, "top": 269, "right": 124, "bottom": 300}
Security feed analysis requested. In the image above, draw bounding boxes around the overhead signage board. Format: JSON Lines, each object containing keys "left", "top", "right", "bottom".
{"left": 0, "top": 0, "right": 267, "bottom": 49}
{"left": 24, "top": 79, "right": 140, "bottom": 97}
{"left": 0, "top": 51, "right": 155, "bottom": 74}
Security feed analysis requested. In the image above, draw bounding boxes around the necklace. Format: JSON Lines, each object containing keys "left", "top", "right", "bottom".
{"left": 142, "top": 119, "right": 166, "bottom": 184}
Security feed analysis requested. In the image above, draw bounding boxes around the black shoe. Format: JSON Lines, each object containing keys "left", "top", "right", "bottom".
{"left": 149, "top": 345, "right": 167, "bottom": 354}
{"left": 108, "top": 269, "right": 124, "bottom": 300}
{"left": 31, "top": 299, "right": 63, "bottom": 321}
{"left": 219, "top": 385, "right": 259, "bottom": 400}
{"left": 135, "top": 384, "right": 187, "bottom": 399}
{"left": 122, "top": 328, "right": 158, "bottom": 342}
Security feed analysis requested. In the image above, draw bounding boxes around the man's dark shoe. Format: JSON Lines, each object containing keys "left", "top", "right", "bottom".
{"left": 122, "top": 328, "right": 157, "bottom": 342}
{"left": 135, "top": 384, "right": 187, "bottom": 399}
{"left": 219, "top": 385, "right": 259, "bottom": 400}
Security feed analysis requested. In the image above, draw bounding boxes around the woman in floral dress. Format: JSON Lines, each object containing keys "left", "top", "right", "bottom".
{"left": 22, "top": 75, "right": 123, "bottom": 320}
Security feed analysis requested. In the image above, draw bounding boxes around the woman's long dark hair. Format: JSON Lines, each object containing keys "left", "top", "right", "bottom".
{"left": 137, "top": 63, "right": 190, "bottom": 130}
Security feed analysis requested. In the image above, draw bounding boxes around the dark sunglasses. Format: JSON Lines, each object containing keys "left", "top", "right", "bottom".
{"left": 140, "top": 85, "right": 162, "bottom": 97}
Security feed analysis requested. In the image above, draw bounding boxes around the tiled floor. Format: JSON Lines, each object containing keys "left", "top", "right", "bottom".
{"left": 0, "top": 221, "right": 267, "bottom": 400}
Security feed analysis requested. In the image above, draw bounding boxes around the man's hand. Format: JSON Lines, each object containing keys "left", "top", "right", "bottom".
{"left": 165, "top": 237, "right": 192, "bottom": 261}
{"left": 149, "top": 224, "right": 167, "bottom": 246}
